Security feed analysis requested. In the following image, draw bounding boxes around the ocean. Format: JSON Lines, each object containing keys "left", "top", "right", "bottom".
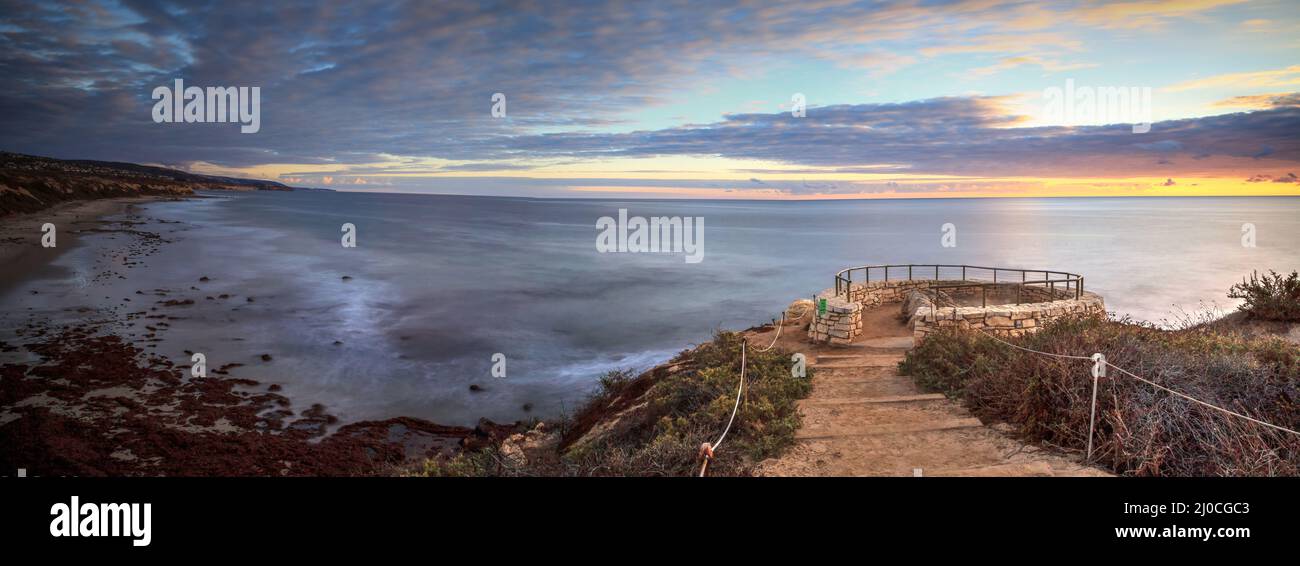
{"left": 3, "top": 192, "right": 1297, "bottom": 425}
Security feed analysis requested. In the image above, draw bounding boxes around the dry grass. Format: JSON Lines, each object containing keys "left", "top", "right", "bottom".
{"left": 900, "top": 313, "right": 1300, "bottom": 476}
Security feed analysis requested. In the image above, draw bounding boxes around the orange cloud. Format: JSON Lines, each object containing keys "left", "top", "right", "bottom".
{"left": 1074, "top": 0, "right": 1247, "bottom": 29}
{"left": 1165, "top": 65, "right": 1300, "bottom": 92}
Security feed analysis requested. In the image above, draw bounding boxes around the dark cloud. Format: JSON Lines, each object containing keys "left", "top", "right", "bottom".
{"left": 1246, "top": 172, "right": 1298, "bottom": 183}
{"left": 463, "top": 101, "right": 1300, "bottom": 178}
{"left": 1, "top": 0, "right": 1297, "bottom": 184}
{"left": 0, "top": 0, "right": 938, "bottom": 167}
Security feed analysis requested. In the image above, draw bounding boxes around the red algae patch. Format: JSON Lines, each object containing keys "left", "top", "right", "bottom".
{"left": 0, "top": 322, "right": 517, "bottom": 476}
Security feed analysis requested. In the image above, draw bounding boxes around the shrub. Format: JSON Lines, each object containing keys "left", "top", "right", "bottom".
{"left": 558, "top": 331, "right": 813, "bottom": 476}
{"left": 417, "top": 331, "right": 812, "bottom": 477}
{"left": 1228, "top": 270, "right": 1300, "bottom": 321}
{"left": 900, "top": 314, "right": 1300, "bottom": 476}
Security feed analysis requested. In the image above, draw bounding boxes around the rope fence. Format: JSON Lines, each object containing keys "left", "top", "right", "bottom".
{"left": 699, "top": 305, "right": 808, "bottom": 476}
{"left": 921, "top": 288, "right": 1299, "bottom": 462}
{"left": 694, "top": 293, "right": 1298, "bottom": 475}
{"left": 699, "top": 341, "right": 745, "bottom": 477}
{"left": 969, "top": 325, "right": 1300, "bottom": 461}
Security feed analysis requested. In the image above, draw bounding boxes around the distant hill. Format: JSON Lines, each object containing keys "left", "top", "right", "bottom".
{"left": 0, "top": 151, "right": 298, "bottom": 215}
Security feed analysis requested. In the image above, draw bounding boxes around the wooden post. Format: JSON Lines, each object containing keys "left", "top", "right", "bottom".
{"left": 1087, "top": 354, "right": 1106, "bottom": 461}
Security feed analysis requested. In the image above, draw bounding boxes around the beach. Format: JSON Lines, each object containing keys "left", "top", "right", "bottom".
{"left": 0, "top": 197, "right": 165, "bottom": 295}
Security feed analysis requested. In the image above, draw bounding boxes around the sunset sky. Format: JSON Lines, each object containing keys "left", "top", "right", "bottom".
{"left": 2, "top": 0, "right": 1298, "bottom": 198}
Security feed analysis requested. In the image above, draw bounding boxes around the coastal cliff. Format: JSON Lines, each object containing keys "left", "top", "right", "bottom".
{"left": 0, "top": 151, "right": 295, "bottom": 216}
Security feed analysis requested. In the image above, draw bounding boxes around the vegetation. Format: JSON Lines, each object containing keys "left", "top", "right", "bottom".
{"left": 1229, "top": 270, "right": 1300, "bottom": 321}
{"left": 900, "top": 313, "right": 1300, "bottom": 476}
{"left": 418, "top": 331, "right": 812, "bottom": 476}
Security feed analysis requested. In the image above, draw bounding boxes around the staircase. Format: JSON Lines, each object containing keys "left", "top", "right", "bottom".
{"left": 758, "top": 314, "right": 1107, "bottom": 477}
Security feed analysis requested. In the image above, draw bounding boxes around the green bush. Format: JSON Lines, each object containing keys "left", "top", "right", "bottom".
{"left": 1228, "top": 270, "right": 1300, "bottom": 321}
{"left": 560, "top": 331, "right": 812, "bottom": 476}
{"left": 417, "top": 331, "right": 812, "bottom": 477}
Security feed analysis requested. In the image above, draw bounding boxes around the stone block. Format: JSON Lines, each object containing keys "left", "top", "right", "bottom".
{"left": 985, "top": 315, "right": 1013, "bottom": 328}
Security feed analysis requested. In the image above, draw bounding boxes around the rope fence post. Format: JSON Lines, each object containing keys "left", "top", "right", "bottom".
{"left": 1087, "top": 353, "right": 1106, "bottom": 461}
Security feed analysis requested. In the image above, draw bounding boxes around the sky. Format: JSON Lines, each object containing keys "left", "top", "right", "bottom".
{"left": 1, "top": 0, "right": 1298, "bottom": 199}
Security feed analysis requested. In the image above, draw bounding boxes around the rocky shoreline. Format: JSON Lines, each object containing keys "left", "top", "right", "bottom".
{"left": 0, "top": 193, "right": 523, "bottom": 477}
{"left": 0, "top": 314, "right": 523, "bottom": 476}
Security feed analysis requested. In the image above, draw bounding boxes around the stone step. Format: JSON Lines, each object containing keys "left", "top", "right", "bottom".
{"left": 811, "top": 366, "right": 901, "bottom": 380}
{"left": 922, "top": 461, "right": 1056, "bottom": 477}
{"left": 795, "top": 417, "right": 984, "bottom": 440}
{"left": 799, "top": 394, "right": 945, "bottom": 407}
{"left": 845, "top": 336, "right": 915, "bottom": 350}
{"left": 814, "top": 354, "right": 902, "bottom": 364}
{"left": 798, "top": 399, "right": 972, "bottom": 429}
{"left": 777, "top": 427, "right": 1009, "bottom": 476}
{"left": 812, "top": 360, "right": 902, "bottom": 370}
{"left": 808, "top": 377, "right": 920, "bottom": 398}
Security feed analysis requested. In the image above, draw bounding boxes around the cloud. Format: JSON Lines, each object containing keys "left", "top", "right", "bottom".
{"left": 965, "top": 55, "right": 1098, "bottom": 77}
{"left": 461, "top": 100, "right": 1300, "bottom": 178}
{"left": 1212, "top": 92, "right": 1300, "bottom": 109}
{"left": 1134, "top": 140, "right": 1184, "bottom": 152}
{"left": 1165, "top": 66, "right": 1300, "bottom": 92}
{"left": 439, "top": 162, "right": 539, "bottom": 172}
{"left": 920, "top": 32, "right": 1084, "bottom": 57}
{"left": 0, "top": 0, "right": 1294, "bottom": 188}
{"left": 1073, "top": 0, "right": 1247, "bottom": 29}
{"left": 1246, "top": 172, "right": 1297, "bottom": 182}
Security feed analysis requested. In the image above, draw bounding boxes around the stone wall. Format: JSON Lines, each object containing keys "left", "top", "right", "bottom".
{"left": 808, "top": 280, "right": 960, "bottom": 344}
{"left": 806, "top": 293, "right": 862, "bottom": 345}
{"left": 910, "top": 292, "right": 1105, "bottom": 343}
{"left": 806, "top": 278, "right": 1104, "bottom": 345}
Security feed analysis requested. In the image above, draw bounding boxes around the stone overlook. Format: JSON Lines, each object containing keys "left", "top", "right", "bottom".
{"left": 805, "top": 264, "right": 1104, "bottom": 345}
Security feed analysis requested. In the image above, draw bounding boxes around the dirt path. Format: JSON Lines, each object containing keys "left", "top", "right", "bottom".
{"left": 756, "top": 306, "right": 1107, "bottom": 477}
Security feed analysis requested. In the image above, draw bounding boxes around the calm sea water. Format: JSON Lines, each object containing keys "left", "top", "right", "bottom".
{"left": 4, "top": 192, "right": 1298, "bottom": 425}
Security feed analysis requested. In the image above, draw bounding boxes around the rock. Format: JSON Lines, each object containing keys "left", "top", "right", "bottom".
{"left": 499, "top": 435, "right": 528, "bottom": 466}
{"left": 986, "top": 316, "right": 1014, "bottom": 328}
{"left": 260, "top": 353, "right": 273, "bottom": 362}
{"left": 469, "top": 384, "right": 483, "bottom": 392}
{"left": 900, "top": 290, "right": 930, "bottom": 319}
{"left": 785, "top": 299, "right": 815, "bottom": 322}
{"left": 341, "top": 275, "right": 352, "bottom": 281}
{"left": 199, "top": 276, "right": 210, "bottom": 282}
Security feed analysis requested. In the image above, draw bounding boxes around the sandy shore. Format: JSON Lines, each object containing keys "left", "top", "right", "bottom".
{"left": 0, "top": 196, "right": 166, "bottom": 296}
